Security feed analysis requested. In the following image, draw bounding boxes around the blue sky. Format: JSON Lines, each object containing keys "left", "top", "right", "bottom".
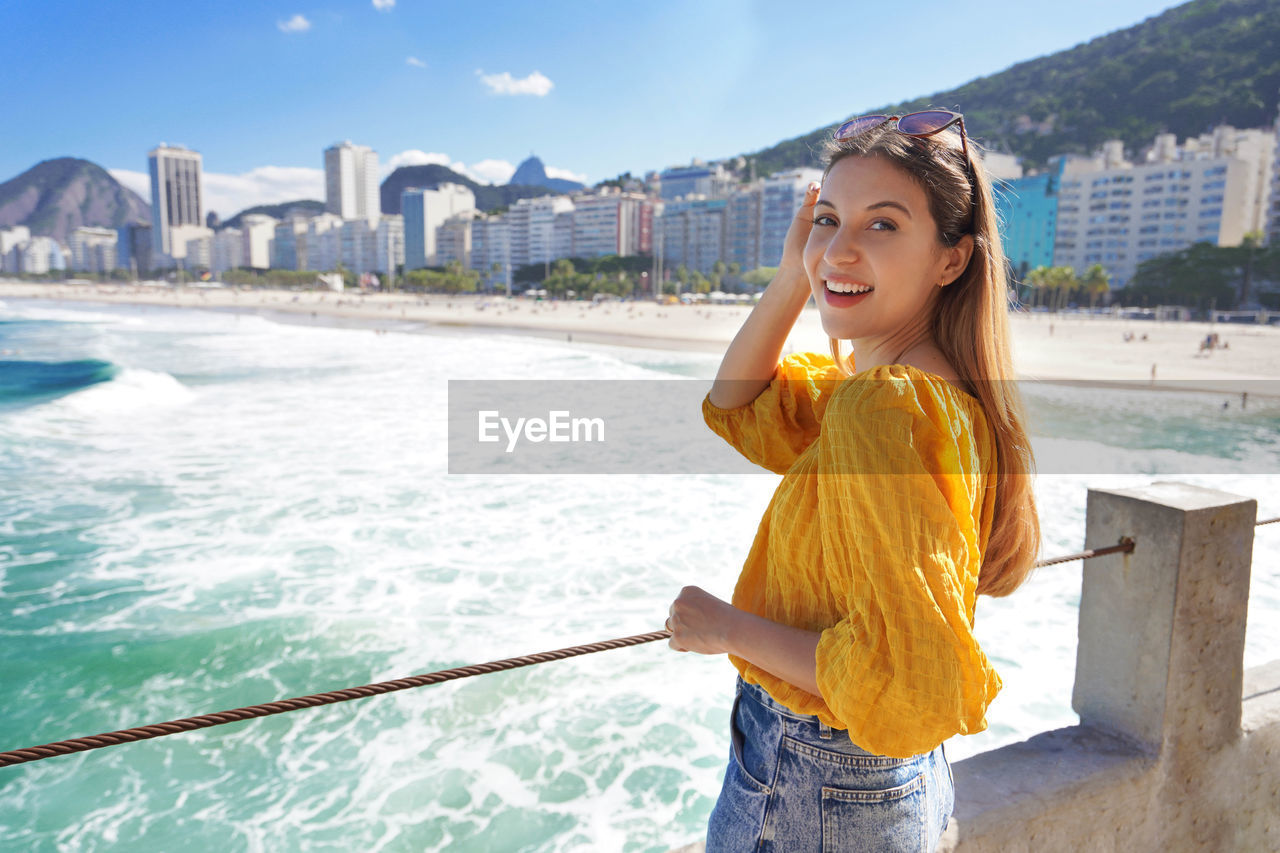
{"left": 5, "top": 0, "right": 1187, "bottom": 217}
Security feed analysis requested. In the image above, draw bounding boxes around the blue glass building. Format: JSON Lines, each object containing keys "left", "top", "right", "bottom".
{"left": 992, "top": 157, "right": 1064, "bottom": 284}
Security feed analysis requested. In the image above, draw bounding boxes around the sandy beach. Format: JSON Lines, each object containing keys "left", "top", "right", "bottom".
{"left": 2, "top": 279, "right": 1277, "bottom": 394}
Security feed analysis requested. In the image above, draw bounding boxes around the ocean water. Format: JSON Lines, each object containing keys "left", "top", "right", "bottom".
{"left": 0, "top": 298, "right": 1277, "bottom": 852}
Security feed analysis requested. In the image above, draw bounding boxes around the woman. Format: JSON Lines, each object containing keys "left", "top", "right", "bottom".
{"left": 664, "top": 111, "right": 1041, "bottom": 852}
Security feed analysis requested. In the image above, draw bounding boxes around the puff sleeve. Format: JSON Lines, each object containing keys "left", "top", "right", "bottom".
{"left": 702, "top": 352, "right": 845, "bottom": 475}
{"left": 812, "top": 372, "right": 1001, "bottom": 758}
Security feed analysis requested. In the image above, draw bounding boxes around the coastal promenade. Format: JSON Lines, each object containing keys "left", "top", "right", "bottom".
{"left": 3, "top": 280, "right": 1279, "bottom": 395}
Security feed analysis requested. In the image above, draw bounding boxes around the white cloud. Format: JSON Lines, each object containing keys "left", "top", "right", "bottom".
{"left": 468, "top": 159, "right": 517, "bottom": 185}
{"left": 406, "top": 56, "right": 426, "bottom": 68}
{"left": 372, "top": 0, "right": 395, "bottom": 8}
{"left": 112, "top": 165, "right": 325, "bottom": 219}
{"left": 110, "top": 168, "right": 150, "bottom": 201}
{"left": 545, "top": 165, "right": 588, "bottom": 185}
{"left": 277, "top": 14, "right": 311, "bottom": 33}
{"left": 380, "top": 150, "right": 587, "bottom": 187}
{"left": 382, "top": 150, "right": 465, "bottom": 176}
{"left": 476, "top": 70, "right": 554, "bottom": 97}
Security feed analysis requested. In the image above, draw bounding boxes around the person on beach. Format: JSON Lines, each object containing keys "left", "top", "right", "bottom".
{"left": 665, "top": 111, "right": 1041, "bottom": 851}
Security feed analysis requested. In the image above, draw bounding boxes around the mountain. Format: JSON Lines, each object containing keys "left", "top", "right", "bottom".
{"left": 379, "top": 164, "right": 561, "bottom": 215}
{"left": 222, "top": 200, "right": 325, "bottom": 231}
{"left": 0, "top": 158, "right": 150, "bottom": 243}
{"left": 509, "top": 155, "right": 585, "bottom": 194}
{"left": 742, "top": 0, "right": 1280, "bottom": 175}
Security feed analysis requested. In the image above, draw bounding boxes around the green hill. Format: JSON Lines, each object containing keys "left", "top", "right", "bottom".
{"left": 744, "top": 0, "right": 1280, "bottom": 174}
{"left": 221, "top": 200, "right": 325, "bottom": 230}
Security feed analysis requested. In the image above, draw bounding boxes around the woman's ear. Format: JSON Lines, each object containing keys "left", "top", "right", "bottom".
{"left": 939, "top": 234, "right": 974, "bottom": 286}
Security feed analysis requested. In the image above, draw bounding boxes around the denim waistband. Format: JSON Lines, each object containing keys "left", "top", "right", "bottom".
{"left": 737, "top": 676, "right": 830, "bottom": 724}
{"left": 736, "top": 675, "right": 946, "bottom": 762}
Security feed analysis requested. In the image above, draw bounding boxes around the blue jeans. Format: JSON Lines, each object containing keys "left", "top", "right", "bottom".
{"left": 706, "top": 676, "right": 953, "bottom": 852}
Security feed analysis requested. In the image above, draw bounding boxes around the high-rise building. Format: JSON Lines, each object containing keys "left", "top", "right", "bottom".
{"left": 116, "top": 224, "right": 153, "bottom": 277}
{"left": 1, "top": 226, "right": 31, "bottom": 273}
{"left": 306, "top": 214, "right": 345, "bottom": 272}
{"left": 340, "top": 218, "right": 377, "bottom": 275}
{"left": 569, "top": 188, "right": 655, "bottom": 258}
{"left": 506, "top": 195, "right": 574, "bottom": 269}
{"left": 658, "top": 161, "right": 733, "bottom": 201}
{"left": 402, "top": 184, "right": 476, "bottom": 269}
{"left": 69, "top": 227, "right": 118, "bottom": 274}
{"left": 272, "top": 219, "right": 308, "bottom": 270}
{"left": 148, "top": 144, "right": 205, "bottom": 261}
{"left": 437, "top": 212, "right": 475, "bottom": 269}
{"left": 725, "top": 183, "right": 763, "bottom": 272}
{"left": 658, "top": 197, "right": 726, "bottom": 275}
{"left": 759, "top": 169, "right": 823, "bottom": 268}
{"left": 1052, "top": 127, "right": 1276, "bottom": 290}
{"left": 184, "top": 234, "right": 212, "bottom": 270}
{"left": 240, "top": 214, "right": 278, "bottom": 270}
{"left": 375, "top": 215, "right": 404, "bottom": 275}
{"left": 470, "top": 215, "right": 511, "bottom": 292}
{"left": 992, "top": 158, "right": 1064, "bottom": 284}
{"left": 324, "top": 141, "right": 381, "bottom": 222}
{"left": 212, "top": 228, "right": 244, "bottom": 274}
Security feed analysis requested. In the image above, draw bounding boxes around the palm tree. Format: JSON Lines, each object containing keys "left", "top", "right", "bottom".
{"left": 1024, "top": 266, "right": 1050, "bottom": 309}
{"left": 1081, "top": 264, "right": 1110, "bottom": 311}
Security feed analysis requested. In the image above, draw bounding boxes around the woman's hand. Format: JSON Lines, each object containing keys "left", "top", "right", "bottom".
{"left": 666, "top": 585, "right": 740, "bottom": 655}
{"left": 667, "top": 586, "right": 825, "bottom": 696}
{"left": 775, "top": 181, "right": 822, "bottom": 290}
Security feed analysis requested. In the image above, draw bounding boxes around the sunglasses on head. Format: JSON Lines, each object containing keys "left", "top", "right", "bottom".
{"left": 834, "top": 110, "right": 968, "bottom": 160}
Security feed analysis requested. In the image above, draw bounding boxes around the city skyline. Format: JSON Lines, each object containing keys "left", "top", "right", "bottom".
{"left": 5, "top": 0, "right": 1192, "bottom": 218}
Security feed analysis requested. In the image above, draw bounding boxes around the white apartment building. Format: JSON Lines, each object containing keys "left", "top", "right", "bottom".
{"left": 553, "top": 210, "right": 574, "bottom": 261}
{"left": 569, "top": 189, "right": 653, "bottom": 258}
{"left": 0, "top": 226, "right": 31, "bottom": 272}
{"left": 240, "top": 214, "right": 278, "bottom": 270}
{"left": 271, "top": 219, "right": 307, "bottom": 270}
{"left": 437, "top": 211, "right": 475, "bottom": 269}
{"left": 340, "top": 218, "right": 377, "bottom": 275}
{"left": 725, "top": 183, "right": 763, "bottom": 272}
{"left": 149, "top": 144, "right": 205, "bottom": 260}
{"left": 69, "top": 227, "right": 118, "bottom": 273}
{"left": 403, "top": 183, "right": 476, "bottom": 268}
{"left": 165, "top": 222, "right": 212, "bottom": 262}
{"left": 760, "top": 169, "right": 823, "bottom": 268}
{"left": 324, "top": 141, "right": 380, "bottom": 222}
{"left": 15, "top": 237, "right": 67, "bottom": 274}
{"left": 375, "top": 215, "right": 404, "bottom": 275}
{"left": 212, "top": 228, "right": 244, "bottom": 274}
{"left": 184, "top": 234, "right": 212, "bottom": 270}
{"left": 470, "top": 215, "right": 511, "bottom": 291}
{"left": 658, "top": 196, "right": 726, "bottom": 276}
{"left": 307, "top": 214, "right": 345, "bottom": 272}
{"left": 508, "top": 195, "right": 575, "bottom": 270}
{"left": 1053, "top": 127, "right": 1276, "bottom": 289}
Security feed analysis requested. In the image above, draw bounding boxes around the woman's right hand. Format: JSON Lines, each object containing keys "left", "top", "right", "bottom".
{"left": 775, "top": 181, "right": 822, "bottom": 291}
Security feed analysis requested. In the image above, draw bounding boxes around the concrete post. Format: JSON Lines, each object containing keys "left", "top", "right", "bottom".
{"left": 1074, "top": 482, "right": 1256, "bottom": 754}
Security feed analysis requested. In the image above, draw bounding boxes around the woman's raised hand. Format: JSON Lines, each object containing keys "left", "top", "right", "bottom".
{"left": 776, "top": 181, "right": 822, "bottom": 290}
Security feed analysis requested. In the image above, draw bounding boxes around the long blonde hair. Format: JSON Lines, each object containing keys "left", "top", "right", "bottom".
{"left": 821, "top": 123, "right": 1040, "bottom": 597}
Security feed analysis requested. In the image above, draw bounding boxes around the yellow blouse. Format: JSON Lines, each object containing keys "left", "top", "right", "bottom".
{"left": 702, "top": 351, "right": 1002, "bottom": 758}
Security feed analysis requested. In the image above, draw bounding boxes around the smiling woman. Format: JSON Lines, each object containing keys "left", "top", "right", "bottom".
{"left": 667, "top": 114, "right": 1041, "bottom": 851}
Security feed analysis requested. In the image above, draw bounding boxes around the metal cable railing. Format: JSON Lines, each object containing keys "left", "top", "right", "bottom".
{"left": 2, "top": 521, "right": 1276, "bottom": 769}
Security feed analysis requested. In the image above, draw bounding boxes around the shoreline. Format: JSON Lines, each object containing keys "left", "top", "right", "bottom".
{"left": 3, "top": 280, "right": 1279, "bottom": 396}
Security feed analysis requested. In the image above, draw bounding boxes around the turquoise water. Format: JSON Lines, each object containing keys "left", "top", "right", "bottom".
{"left": 1, "top": 298, "right": 1277, "bottom": 852}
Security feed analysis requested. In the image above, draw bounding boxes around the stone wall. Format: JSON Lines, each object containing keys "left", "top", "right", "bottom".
{"left": 670, "top": 483, "right": 1279, "bottom": 852}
